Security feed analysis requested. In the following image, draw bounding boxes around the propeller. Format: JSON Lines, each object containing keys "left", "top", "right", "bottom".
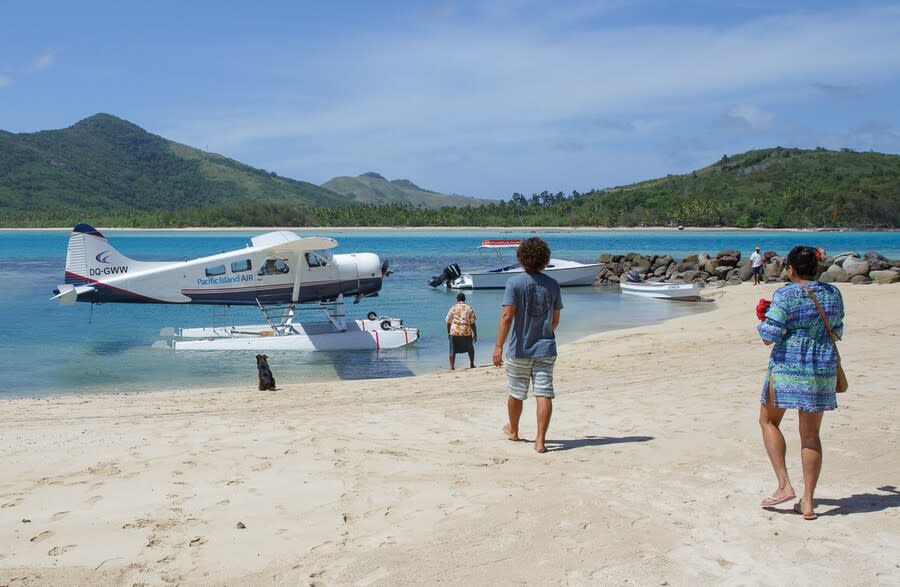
{"left": 381, "top": 259, "right": 393, "bottom": 276}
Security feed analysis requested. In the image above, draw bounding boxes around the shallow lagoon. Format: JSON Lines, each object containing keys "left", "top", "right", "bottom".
{"left": 1, "top": 228, "right": 897, "bottom": 397}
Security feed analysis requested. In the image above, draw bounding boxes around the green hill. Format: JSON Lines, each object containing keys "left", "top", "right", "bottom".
{"left": 322, "top": 172, "right": 489, "bottom": 209}
{"left": 579, "top": 147, "right": 900, "bottom": 227}
{"left": 0, "top": 113, "right": 349, "bottom": 223}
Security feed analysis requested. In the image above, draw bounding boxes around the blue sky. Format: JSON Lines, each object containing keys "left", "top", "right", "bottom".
{"left": 3, "top": 1, "right": 900, "bottom": 199}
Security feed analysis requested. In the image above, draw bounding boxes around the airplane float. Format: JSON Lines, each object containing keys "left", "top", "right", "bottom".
{"left": 52, "top": 223, "right": 419, "bottom": 350}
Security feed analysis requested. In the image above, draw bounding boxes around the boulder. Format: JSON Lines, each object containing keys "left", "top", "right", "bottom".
{"left": 714, "top": 265, "right": 731, "bottom": 279}
{"left": 653, "top": 265, "right": 668, "bottom": 277}
{"left": 870, "top": 269, "right": 900, "bottom": 284}
{"left": 680, "top": 270, "right": 702, "bottom": 282}
{"left": 716, "top": 255, "right": 740, "bottom": 268}
{"left": 704, "top": 259, "right": 719, "bottom": 274}
{"left": 824, "top": 264, "right": 849, "bottom": 283}
{"left": 665, "top": 263, "right": 677, "bottom": 277}
{"left": 678, "top": 260, "right": 699, "bottom": 272}
{"left": 850, "top": 274, "right": 872, "bottom": 284}
{"left": 833, "top": 252, "right": 858, "bottom": 266}
{"left": 726, "top": 276, "right": 743, "bottom": 286}
{"left": 599, "top": 253, "right": 613, "bottom": 263}
{"left": 716, "top": 249, "right": 741, "bottom": 261}
{"left": 764, "top": 251, "right": 779, "bottom": 261}
{"left": 652, "top": 255, "right": 673, "bottom": 271}
{"left": 864, "top": 251, "right": 888, "bottom": 262}
{"left": 738, "top": 263, "right": 754, "bottom": 281}
{"left": 632, "top": 258, "right": 652, "bottom": 271}
{"left": 682, "top": 254, "right": 700, "bottom": 265}
{"left": 842, "top": 257, "right": 870, "bottom": 277}
{"left": 765, "top": 258, "right": 784, "bottom": 276}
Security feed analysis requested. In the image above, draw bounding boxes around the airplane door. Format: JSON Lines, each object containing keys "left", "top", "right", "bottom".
{"left": 301, "top": 250, "right": 340, "bottom": 300}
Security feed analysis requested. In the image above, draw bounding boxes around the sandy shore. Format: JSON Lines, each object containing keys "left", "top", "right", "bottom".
{"left": 1, "top": 283, "right": 898, "bottom": 586}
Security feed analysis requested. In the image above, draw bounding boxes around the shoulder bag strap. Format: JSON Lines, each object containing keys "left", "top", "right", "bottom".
{"left": 807, "top": 289, "right": 842, "bottom": 360}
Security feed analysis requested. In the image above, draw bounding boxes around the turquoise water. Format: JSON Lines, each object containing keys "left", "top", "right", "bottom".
{"left": 1, "top": 229, "right": 897, "bottom": 397}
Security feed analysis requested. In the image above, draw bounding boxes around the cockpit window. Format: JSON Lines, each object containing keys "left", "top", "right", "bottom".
{"left": 258, "top": 258, "right": 289, "bottom": 275}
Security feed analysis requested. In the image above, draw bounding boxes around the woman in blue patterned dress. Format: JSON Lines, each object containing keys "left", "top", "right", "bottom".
{"left": 757, "top": 246, "right": 844, "bottom": 520}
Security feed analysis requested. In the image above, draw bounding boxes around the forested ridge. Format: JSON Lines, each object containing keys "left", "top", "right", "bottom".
{"left": 2, "top": 114, "right": 899, "bottom": 228}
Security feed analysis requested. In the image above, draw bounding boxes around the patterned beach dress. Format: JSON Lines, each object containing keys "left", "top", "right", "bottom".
{"left": 758, "top": 281, "right": 844, "bottom": 412}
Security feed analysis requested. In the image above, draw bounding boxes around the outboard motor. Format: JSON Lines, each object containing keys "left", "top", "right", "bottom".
{"left": 428, "top": 263, "right": 462, "bottom": 287}
{"left": 625, "top": 269, "right": 643, "bottom": 283}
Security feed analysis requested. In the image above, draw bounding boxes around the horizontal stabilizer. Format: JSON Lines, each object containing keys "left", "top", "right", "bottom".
{"left": 51, "top": 284, "right": 95, "bottom": 305}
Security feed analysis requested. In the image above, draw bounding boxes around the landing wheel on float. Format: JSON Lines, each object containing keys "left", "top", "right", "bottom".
{"left": 367, "top": 311, "right": 378, "bottom": 320}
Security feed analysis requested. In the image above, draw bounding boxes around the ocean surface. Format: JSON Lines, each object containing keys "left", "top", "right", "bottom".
{"left": 1, "top": 228, "right": 898, "bottom": 398}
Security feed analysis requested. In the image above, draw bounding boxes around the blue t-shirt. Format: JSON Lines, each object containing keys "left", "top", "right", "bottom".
{"left": 502, "top": 271, "right": 563, "bottom": 358}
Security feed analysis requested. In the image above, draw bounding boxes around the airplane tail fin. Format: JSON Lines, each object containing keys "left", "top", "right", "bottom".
{"left": 64, "top": 223, "right": 138, "bottom": 285}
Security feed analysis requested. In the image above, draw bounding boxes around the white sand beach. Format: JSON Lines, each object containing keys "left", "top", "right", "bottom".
{"left": 1, "top": 282, "right": 898, "bottom": 586}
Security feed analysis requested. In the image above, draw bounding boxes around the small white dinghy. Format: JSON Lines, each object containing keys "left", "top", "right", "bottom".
{"left": 619, "top": 272, "right": 703, "bottom": 301}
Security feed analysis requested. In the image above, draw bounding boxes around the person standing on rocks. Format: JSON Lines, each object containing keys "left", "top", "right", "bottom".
{"left": 493, "top": 237, "right": 563, "bottom": 453}
{"left": 750, "top": 246, "right": 765, "bottom": 285}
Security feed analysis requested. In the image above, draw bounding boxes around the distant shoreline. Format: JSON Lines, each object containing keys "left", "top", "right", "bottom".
{"left": 2, "top": 225, "right": 892, "bottom": 233}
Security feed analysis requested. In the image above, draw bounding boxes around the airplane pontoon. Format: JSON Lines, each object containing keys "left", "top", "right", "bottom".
{"left": 52, "top": 224, "right": 418, "bottom": 350}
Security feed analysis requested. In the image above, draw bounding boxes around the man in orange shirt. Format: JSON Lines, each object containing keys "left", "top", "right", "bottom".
{"left": 446, "top": 293, "right": 477, "bottom": 369}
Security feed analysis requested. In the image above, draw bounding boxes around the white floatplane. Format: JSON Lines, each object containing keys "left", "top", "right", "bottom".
{"left": 52, "top": 224, "right": 418, "bottom": 350}
{"left": 429, "top": 239, "right": 602, "bottom": 289}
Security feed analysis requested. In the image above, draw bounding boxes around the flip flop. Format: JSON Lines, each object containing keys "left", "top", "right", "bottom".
{"left": 793, "top": 501, "right": 818, "bottom": 520}
{"left": 760, "top": 494, "right": 796, "bottom": 508}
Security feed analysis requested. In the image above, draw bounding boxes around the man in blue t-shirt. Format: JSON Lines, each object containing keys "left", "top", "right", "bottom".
{"left": 492, "top": 237, "right": 563, "bottom": 453}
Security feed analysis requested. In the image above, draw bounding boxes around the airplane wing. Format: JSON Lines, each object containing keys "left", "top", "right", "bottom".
{"left": 250, "top": 231, "right": 338, "bottom": 254}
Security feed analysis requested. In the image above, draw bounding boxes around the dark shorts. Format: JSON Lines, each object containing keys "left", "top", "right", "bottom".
{"left": 449, "top": 335, "right": 474, "bottom": 354}
{"left": 753, "top": 265, "right": 764, "bottom": 276}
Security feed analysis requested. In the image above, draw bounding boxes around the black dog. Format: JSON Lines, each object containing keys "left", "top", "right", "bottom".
{"left": 256, "top": 354, "right": 276, "bottom": 391}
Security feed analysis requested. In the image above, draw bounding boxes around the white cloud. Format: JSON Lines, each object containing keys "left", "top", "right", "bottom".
{"left": 26, "top": 51, "right": 56, "bottom": 73}
{"left": 0, "top": 75, "right": 12, "bottom": 88}
{"left": 724, "top": 104, "right": 775, "bottom": 132}
{"left": 161, "top": 3, "right": 900, "bottom": 194}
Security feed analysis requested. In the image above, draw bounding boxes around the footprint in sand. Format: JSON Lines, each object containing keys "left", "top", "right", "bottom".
{"left": 1, "top": 497, "right": 24, "bottom": 508}
{"left": 51, "top": 511, "right": 70, "bottom": 521}
{"left": 251, "top": 462, "right": 272, "bottom": 472}
{"left": 84, "top": 495, "right": 103, "bottom": 507}
{"left": 188, "top": 536, "right": 207, "bottom": 547}
{"left": 30, "top": 530, "right": 55, "bottom": 543}
{"left": 48, "top": 544, "right": 77, "bottom": 556}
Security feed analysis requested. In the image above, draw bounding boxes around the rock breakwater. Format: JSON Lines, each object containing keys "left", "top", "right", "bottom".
{"left": 594, "top": 250, "right": 900, "bottom": 287}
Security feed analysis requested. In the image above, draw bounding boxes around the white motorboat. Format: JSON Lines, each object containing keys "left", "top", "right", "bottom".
{"left": 619, "top": 280, "right": 703, "bottom": 301}
{"left": 429, "top": 240, "right": 602, "bottom": 289}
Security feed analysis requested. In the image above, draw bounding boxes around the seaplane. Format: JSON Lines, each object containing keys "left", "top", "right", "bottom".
{"left": 51, "top": 223, "right": 419, "bottom": 350}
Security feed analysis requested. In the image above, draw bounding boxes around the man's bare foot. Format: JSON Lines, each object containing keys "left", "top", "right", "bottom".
{"left": 503, "top": 423, "right": 519, "bottom": 441}
{"left": 535, "top": 444, "right": 547, "bottom": 453}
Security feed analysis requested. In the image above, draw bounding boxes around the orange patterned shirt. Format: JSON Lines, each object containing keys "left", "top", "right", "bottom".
{"left": 445, "top": 302, "right": 477, "bottom": 336}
